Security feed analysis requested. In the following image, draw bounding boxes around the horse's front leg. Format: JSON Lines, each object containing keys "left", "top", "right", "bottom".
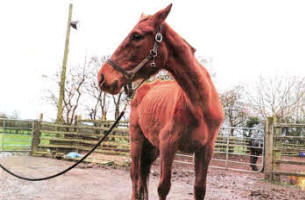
{"left": 130, "top": 125, "right": 144, "bottom": 200}
{"left": 157, "top": 126, "right": 178, "bottom": 200}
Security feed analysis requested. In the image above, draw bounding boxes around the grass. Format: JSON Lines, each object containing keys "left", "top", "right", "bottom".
{"left": 0, "top": 130, "right": 77, "bottom": 152}
{"left": 234, "top": 145, "right": 248, "bottom": 153}
{"left": 0, "top": 133, "right": 32, "bottom": 151}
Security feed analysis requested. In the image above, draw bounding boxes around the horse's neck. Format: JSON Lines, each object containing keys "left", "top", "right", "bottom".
{"left": 163, "top": 24, "right": 223, "bottom": 124}
{"left": 163, "top": 25, "right": 211, "bottom": 106}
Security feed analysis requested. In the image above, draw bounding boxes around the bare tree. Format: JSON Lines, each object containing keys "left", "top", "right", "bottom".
{"left": 248, "top": 75, "right": 305, "bottom": 123}
{"left": 45, "top": 59, "right": 88, "bottom": 125}
{"left": 220, "top": 85, "right": 248, "bottom": 135}
{"left": 219, "top": 85, "right": 249, "bottom": 153}
{"left": 62, "top": 65, "right": 86, "bottom": 125}
{"left": 86, "top": 56, "right": 109, "bottom": 121}
{"left": 87, "top": 90, "right": 108, "bottom": 121}
{"left": 111, "top": 92, "right": 123, "bottom": 120}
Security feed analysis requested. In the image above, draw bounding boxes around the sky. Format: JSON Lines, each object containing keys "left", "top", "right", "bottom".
{"left": 0, "top": 0, "right": 305, "bottom": 120}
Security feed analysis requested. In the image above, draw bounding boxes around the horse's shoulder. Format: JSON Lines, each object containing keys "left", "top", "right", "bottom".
{"left": 130, "top": 82, "right": 154, "bottom": 108}
{"left": 131, "top": 80, "right": 173, "bottom": 107}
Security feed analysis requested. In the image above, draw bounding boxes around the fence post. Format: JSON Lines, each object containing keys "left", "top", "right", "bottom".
{"left": 1, "top": 119, "right": 5, "bottom": 151}
{"left": 264, "top": 116, "right": 274, "bottom": 180}
{"left": 75, "top": 115, "right": 81, "bottom": 153}
{"left": 225, "top": 135, "right": 230, "bottom": 169}
{"left": 31, "top": 120, "right": 41, "bottom": 156}
{"left": 272, "top": 117, "right": 281, "bottom": 182}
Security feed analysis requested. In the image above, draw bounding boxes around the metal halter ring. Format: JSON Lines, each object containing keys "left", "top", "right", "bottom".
{"left": 155, "top": 32, "right": 163, "bottom": 43}
{"left": 150, "top": 62, "right": 156, "bottom": 68}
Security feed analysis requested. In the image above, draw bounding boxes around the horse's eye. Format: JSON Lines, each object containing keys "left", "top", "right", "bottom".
{"left": 131, "top": 32, "right": 143, "bottom": 41}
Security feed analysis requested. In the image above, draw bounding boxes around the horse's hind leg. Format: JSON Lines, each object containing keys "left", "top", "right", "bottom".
{"left": 194, "top": 144, "right": 214, "bottom": 200}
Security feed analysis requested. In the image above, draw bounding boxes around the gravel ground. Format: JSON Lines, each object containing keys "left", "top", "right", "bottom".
{"left": 0, "top": 155, "right": 305, "bottom": 200}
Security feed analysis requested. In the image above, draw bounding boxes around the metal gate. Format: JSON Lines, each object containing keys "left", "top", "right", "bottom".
{"left": 211, "top": 127, "right": 264, "bottom": 172}
{"left": 175, "top": 126, "right": 265, "bottom": 173}
{"left": 0, "top": 118, "right": 33, "bottom": 152}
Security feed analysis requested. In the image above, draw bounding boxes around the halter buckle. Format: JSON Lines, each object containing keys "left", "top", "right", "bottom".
{"left": 155, "top": 32, "right": 163, "bottom": 43}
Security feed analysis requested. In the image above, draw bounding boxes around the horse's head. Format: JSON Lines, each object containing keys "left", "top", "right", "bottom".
{"left": 98, "top": 4, "right": 172, "bottom": 95}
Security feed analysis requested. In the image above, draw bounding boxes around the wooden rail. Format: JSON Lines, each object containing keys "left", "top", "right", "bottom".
{"left": 273, "top": 123, "right": 305, "bottom": 128}
{"left": 272, "top": 171, "right": 305, "bottom": 177}
{"left": 275, "top": 160, "right": 305, "bottom": 165}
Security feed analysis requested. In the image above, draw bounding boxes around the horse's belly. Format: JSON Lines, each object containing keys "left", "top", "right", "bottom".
{"left": 135, "top": 83, "right": 181, "bottom": 148}
{"left": 137, "top": 101, "right": 209, "bottom": 151}
{"left": 133, "top": 81, "right": 211, "bottom": 150}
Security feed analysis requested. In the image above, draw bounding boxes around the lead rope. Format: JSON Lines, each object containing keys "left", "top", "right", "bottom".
{"left": 0, "top": 102, "right": 129, "bottom": 181}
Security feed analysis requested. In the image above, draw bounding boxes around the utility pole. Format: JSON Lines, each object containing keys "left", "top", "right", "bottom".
{"left": 56, "top": 3, "right": 73, "bottom": 124}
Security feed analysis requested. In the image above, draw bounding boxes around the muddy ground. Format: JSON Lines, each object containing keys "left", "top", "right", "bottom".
{"left": 0, "top": 155, "right": 304, "bottom": 200}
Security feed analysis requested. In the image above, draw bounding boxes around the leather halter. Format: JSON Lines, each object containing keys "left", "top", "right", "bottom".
{"left": 106, "top": 30, "right": 163, "bottom": 97}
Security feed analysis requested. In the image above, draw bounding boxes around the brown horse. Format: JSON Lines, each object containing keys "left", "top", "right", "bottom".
{"left": 98, "top": 4, "right": 224, "bottom": 200}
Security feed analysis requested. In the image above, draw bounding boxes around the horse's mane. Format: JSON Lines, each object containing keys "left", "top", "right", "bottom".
{"left": 182, "top": 38, "right": 196, "bottom": 54}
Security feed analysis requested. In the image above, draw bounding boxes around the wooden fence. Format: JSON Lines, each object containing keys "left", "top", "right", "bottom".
{"left": 28, "top": 119, "right": 265, "bottom": 172}
{"left": 32, "top": 119, "right": 130, "bottom": 158}
{"left": 32, "top": 122, "right": 258, "bottom": 153}
{"left": 2, "top": 116, "right": 305, "bottom": 183}
{"left": 264, "top": 117, "right": 305, "bottom": 182}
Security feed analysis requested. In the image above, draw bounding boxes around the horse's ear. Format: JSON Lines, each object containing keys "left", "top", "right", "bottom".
{"left": 152, "top": 4, "right": 172, "bottom": 28}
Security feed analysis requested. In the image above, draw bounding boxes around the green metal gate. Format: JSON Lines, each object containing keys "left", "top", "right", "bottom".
{"left": 0, "top": 118, "right": 33, "bottom": 152}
